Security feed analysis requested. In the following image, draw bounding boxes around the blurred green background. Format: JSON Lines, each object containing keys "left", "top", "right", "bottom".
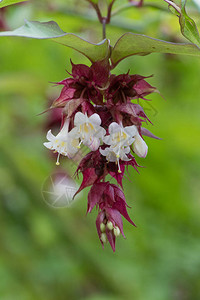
{"left": 1, "top": 1, "right": 200, "bottom": 299}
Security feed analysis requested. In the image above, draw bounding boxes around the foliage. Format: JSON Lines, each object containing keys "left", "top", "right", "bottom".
{"left": 0, "top": 20, "right": 110, "bottom": 62}
{"left": 1, "top": 1, "right": 200, "bottom": 66}
{"left": 0, "top": 0, "right": 28, "bottom": 9}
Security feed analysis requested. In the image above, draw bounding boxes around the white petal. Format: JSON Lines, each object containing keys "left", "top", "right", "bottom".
{"left": 107, "top": 151, "right": 117, "bottom": 162}
{"left": 100, "top": 147, "right": 118, "bottom": 162}
{"left": 82, "top": 132, "right": 92, "bottom": 143}
{"left": 108, "top": 122, "right": 121, "bottom": 134}
{"left": 124, "top": 146, "right": 130, "bottom": 154}
{"left": 74, "top": 112, "right": 87, "bottom": 126}
{"left": 69, "top": 127, "right": 80, "bottom": 138}
{"left": 43, "top": 142, "right": 53, "bottom": 150}
{"left": 67, "top": 147, "right": 79, "bottom": 158}
{"left": 46, "top": 130, "right": 55, "bottom": 141}
{"left": 60, "top": 119, "right": 69, "bottom": 133}
{"left": 95, "top": 127, "right": 106, "bottom": 139}
{"left": 120, "top": 153, "right": 130, "bottom": 161}
{"left": 88, "top": 113, "right": 101, "bottom": 126}
{"left": 99, "top": 148, "right": 109, "bottom": 156}
{"left": 70, "top": 137, "right": 80, "bottom": 149}
{"left": 124, "top": 125, "right": 138, "bottom": 137}
{"left": 103, "top": 135, "right": 112, "bottom": 145}
{"left": 110, "top": 145, "right": 120, "bottom": 155}
{"left": 133, "top": 134, "right": 148, "bottom": 158}
{"left": 88, "top": 137, "right": 100, "bottom": 151}
{"left": 127, "top": 137, "right": 135, "bottom": 145}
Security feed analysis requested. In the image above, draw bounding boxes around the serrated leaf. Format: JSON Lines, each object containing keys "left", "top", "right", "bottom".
{"left": 0, "top": 20, "right": 110, "bottom": 62}
{"left": 111, "top": 32, "right": 200, "bottom": 67}
{"left": 0, "top": 0, "right": 28, "bottom": 8}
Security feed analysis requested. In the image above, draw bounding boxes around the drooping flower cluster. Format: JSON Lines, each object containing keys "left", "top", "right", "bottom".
{"left": 44, "top": 59, "right": 159, "bottom": 251}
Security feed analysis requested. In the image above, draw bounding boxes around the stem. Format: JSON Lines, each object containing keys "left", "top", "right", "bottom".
{"left": 106, "top": 0, "right": 116, "bottom": 23}
{"left": 102, "top": 18, "right": 106, "bottom": 39}
{"left": 102, "top": 0, "right": 116, "bottom": 38}
{"left": 86, "top": 0, "right": 116, "bottom": 39}
{"left": 86, "top": 0, "right": 102, "bottom": 23}
{"left": 163, "top": 0, "right": 181, "bottom": 13}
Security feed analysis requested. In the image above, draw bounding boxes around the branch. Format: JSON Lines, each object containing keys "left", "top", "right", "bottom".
{"left": 86, "top": 0, "right": 103, "bottom": 23}
{"left": 106, "top": 0, "right": 116, "bottom": 24}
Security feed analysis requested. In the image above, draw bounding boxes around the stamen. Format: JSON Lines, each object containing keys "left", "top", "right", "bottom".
{"left": 117, "top": 158, "right": 122, "bottom": 173}
{"left": 56, "top": 153, "right": 60, "bottom": 166}
{"left": 77, "top": 140, "right": 82, "bottom": 148}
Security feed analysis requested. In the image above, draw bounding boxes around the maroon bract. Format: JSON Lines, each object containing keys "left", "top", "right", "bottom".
{"left": 105, "top": 73, "right": 156, "bottom": 104}
{"left": 88, "top": 182, "right": 136, "bottom": 251}
{"left": 107, "top": 154, "right": 140, "bottom": 187}
{"left": 52, "top": 60, "right": 110, "bottom": 108}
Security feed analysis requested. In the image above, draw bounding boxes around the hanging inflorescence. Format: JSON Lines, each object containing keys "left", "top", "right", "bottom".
{"left": 44, "top": 59, "right": 159, "bottom": 251}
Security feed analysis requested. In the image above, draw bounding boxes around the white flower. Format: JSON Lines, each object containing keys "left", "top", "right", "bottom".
{"left": 73, "top": 112, "right": 106, "bottom": 151}
{"left": 44, "top": 119, "right": 80, "bottom": 165}
{"left": 103, "top": 122, "right": 148, "bottom": 158}
{"left": 133, "top": 133, "right": 148, "bottom": 158}
{"left": 101, "top": 122, "right": 136, "bottom": 172}
{"left": 100, "top": 122, "right": 148, "bottom": 172}
{"left": 100, "top": 146, "right": 130, "bottom": 162}
{"left": 103, "top": 122, "right": 137, "bottom": 148}
{"left": 100, "top": 146, "right": 130, "bottom": 173}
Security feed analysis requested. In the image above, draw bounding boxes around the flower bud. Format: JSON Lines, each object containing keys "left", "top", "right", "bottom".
{"left": 100, "top": 233, "right": 107, "bottom": 243}
{"left": 100, "top": 223, "right": 106, "bottom": 233}
{"left": 113, "top": 226, "right": 120, "bottom": 237}
{"left": 133, "top": 134, "right": 148, "bottom": 158}
{"left": 107, "top": 221, "right": 114, "bottom": 230}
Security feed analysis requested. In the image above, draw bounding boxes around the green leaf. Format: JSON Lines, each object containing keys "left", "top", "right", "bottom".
{"left": 179, "top": 0, "right": 200, "bottom": 47}
{"left": 0, "top": 0, "right": 28, "bottom": 8}
{"left": 165, "top": 0, "right": 200, "bottom": 47}
{"left": 0, "top": 20, "right": 66, "bottom": 38}
{"left": 0, "top": 20, "right": 110, "bottom": 62}
{"left": 111, "top": 32, "right": 200, "bottom": 67}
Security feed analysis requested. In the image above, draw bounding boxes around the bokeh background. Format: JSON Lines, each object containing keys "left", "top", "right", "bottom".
{"left": 1, "top": 0, "right": 200, "bottom": 299}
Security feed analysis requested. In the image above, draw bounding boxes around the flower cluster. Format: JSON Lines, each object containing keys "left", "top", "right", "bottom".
{"left": 44, "top": 59, "right": 158, "bottom": 251}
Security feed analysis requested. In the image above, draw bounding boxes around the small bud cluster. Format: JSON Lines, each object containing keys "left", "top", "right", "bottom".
{"left": 100, "top": 221, "right": 120, "bottom": 243}
{"left": 44, "top": 59, "right": 159, "bottom": 251}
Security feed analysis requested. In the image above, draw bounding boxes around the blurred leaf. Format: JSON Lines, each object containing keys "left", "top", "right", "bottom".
{"left": 193, "top": 0, "right": 200, "bottom": 11}
{"left": 88, "top": 0, "right": 98, "bottom": 3}
{"left": 111, "top": 33, "right": 200, "bottom": 67}
{"left": 0, "top": 20, "right": 110, "bottom": 62}
{"left": 0, "top": 0, "right": 28, "bottom": 8}
{"left": 0, "top": 73, "right": 45, "bottom": 96}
